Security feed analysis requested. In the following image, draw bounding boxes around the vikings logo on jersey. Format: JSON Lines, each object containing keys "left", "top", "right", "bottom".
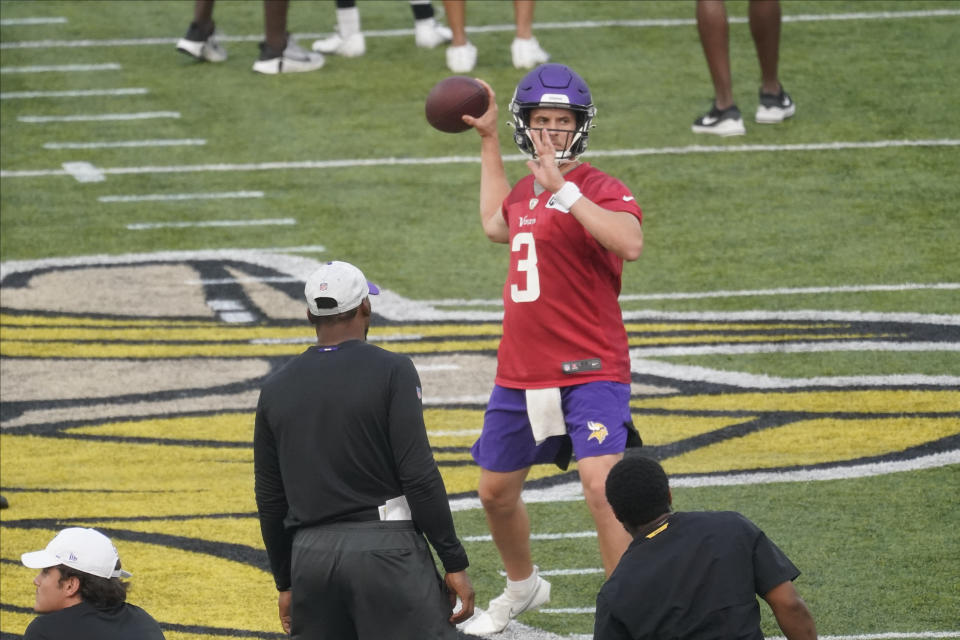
{"left": 587, "top": 420, "right": 608, "bottom": 444}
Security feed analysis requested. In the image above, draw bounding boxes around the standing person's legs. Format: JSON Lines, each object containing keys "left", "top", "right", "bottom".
{"left": 748, "top": 0, "right": 782, "bottom": 95}
{"left": 577, "top": 453, "right": 632, "bottom": 576}
{"left": 696, "top": 0, "right": 734, "bottom": 109}
{"left": 177, "top": 0, "right": 227, "bottom": 62}
{"left": 464, "top": 385, "right": 556, "bottom": 634}
{"left": 192, "top": 0, "right": 216, "bottom": 31}
{"left": 312, "top": 0, "right": 366, "bottom": 56}
{"left": 442, "top": 0, "right": 468, "bottom": 46}
{"left": 411, "top": 0, "right": 452, "bottom": 48}
{"left": 749, "top": 0, "right": 794, "bottom": 122}
{"left": 477, "top": 467, "right": 534, "bottom": 580}
{"left": 510, "top": 0, "right": 548, "bottom": 68}
{"left": 513, "top": 0, "right": 535, "bottom": 39}
{"left": 442, "top": 0, "right": 476, "bottom": 72}
{"left": 561, "top": 381, "right": 636, "bottom": 576}
{"left": 254, "top": 0, "right": 324, "bottom": 73}
{"left": 263, "top": 0, "right": 290, "bottom": 52}
{"left": 465, "top": 465, "right": 550, "bottom": 634}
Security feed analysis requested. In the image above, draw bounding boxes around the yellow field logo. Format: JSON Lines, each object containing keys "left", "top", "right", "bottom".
{"left": 1, "top": 253, "right": 957, "bottom": 637}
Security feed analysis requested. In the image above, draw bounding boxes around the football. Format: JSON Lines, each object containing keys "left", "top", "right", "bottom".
{"left": 425, "top": 76, "right": 489, "bottom": 134}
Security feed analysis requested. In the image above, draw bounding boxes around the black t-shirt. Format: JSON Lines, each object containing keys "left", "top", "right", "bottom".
{"left": 594, "top": 511, "right": 800, "bottom": 640}
{"left": 254, "top": 340, "right": 469, "bottom": 590}
{"left": 24, "top": 601, "right": 165, "bottom": 640}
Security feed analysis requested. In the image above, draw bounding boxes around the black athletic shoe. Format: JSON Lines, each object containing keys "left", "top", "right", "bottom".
{"left": 692, "top": 103, "right": 746, "bottom": 136}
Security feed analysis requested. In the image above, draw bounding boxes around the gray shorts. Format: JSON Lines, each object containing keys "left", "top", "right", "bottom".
{"left": 291, "top": 520, "right": 456, "bottom": 640}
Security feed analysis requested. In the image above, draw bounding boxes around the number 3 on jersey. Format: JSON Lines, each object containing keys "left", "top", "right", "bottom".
{"left": 510, "top": 232, "right": 540, "bottom": 302}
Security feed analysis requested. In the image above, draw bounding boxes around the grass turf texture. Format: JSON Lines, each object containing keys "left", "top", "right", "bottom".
{"left": 1, "top": 0, "right": 959, "bottom": 638}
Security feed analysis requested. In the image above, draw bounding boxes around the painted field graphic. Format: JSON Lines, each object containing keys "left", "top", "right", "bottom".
{"left": 1, "top": 252, "right": 958, "bottom": 639}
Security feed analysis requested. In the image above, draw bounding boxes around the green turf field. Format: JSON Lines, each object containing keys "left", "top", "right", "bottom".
{"left": 1, "top": 1, "right": 958, "bottom": 638}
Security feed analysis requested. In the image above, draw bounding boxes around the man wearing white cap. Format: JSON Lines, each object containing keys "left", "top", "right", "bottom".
{"left": 254, "top": 260, "right": 475, "bottom": 639}
{"left": 20, "top": 527, "right": 166, "bottom": 639}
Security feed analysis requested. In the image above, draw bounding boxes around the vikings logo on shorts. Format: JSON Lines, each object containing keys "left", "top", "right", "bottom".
{"left": 586, "top": 420, "right": 608, "bottom": 444}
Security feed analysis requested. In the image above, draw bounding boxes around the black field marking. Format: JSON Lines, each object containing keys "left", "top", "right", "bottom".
{"left": 2, "top": 521, "right": 269, "bottom": 570}
{"left": 0, "top": 376, "right": 269, "bottom": 422}
{"left": 644, "top": 412, "right": 960, "bottom": 461}
{"left": 646, "top": 413, "right": 802, "bottom": 459}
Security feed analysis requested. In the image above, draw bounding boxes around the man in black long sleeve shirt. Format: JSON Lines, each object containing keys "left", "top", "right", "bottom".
{"left": 254, "top": 260, "right": 474, "bottom": 639}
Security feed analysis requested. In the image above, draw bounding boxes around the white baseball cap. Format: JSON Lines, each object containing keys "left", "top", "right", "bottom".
{"left": 304, "top": 261, "right": 380, "bottom": 316}
{"left": 21, "top": 527, "right": 132, "bottom": 579}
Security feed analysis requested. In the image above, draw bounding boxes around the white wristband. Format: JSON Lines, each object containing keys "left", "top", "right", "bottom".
{"left": 553, "top": 181, "right": 583, "bottom": 210}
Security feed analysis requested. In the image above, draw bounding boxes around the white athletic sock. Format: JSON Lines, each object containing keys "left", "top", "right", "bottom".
{"left": 505, "top": 566, "right": 538, "bottom": 598}
{"left": 336, "top": 7, "right": 361, "bottom": 37}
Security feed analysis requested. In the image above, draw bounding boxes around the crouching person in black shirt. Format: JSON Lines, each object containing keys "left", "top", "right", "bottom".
{"left": 254, "top": 260, "right": 475, "bottom": 639}
{"left": 20, "top": 527, "right": 166, "bottom": 640}
{"left": 595, "top": 455, "right": 817, "bottom": 640}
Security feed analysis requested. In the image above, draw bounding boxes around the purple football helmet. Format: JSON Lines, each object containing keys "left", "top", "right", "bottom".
{"left": 509, "top": 63, "right": 596, "bottom": 161}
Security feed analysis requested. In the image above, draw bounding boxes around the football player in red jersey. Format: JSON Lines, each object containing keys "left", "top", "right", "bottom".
{"left": 460, "top": 63, "right": 644, "bottom": 634}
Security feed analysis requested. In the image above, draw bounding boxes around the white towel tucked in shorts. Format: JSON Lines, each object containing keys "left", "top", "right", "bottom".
{"left": 525, "top": 387, "right": 566, "bottom": 445}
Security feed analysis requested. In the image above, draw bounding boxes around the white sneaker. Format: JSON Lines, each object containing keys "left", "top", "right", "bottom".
{"left": 461, "top": 572, "right": 551, "bottom": 635}
{"left": 312, "top": 29, "right": 366, "bottom": 57}
{"left": 176, "top": 24, "right": 227, "bottom": 63}
{"left": 446, "top": 41, "right": 477, "bottom": 73}
{"left": 415, "top": 19, "right": 452, "bottom": 49}
{"left": 253, "top": 37, "right": 325, "bottom": 74}
{"left": 511, "top": 36, "right": 549, "bottom": 69}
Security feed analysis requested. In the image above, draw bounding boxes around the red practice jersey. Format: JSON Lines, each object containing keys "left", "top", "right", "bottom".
{"left": 495, "top": 163, "right": 642, "bottom": 389}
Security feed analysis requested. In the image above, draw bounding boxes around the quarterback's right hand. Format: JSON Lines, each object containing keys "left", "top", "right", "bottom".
{"left": 462, "top": 80, "right": 499, "bottom": 138}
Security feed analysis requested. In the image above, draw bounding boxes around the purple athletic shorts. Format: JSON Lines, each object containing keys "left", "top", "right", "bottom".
{"left": 471, "top": 381, "right": 632, "bottom": 472}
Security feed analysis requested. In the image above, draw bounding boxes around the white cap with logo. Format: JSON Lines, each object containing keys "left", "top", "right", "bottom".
{"left": 304, "top": 261, "right": 380, "bottom": 316}
{"left": 21, "top": 527, "right": 132, "bottom": 579}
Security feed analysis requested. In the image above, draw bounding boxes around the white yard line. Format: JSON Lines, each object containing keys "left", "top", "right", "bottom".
{"left": 3, "top": 139, "right": 958, "bottom": 181}
{"left": 17, "top": 111, "right": 179, "bottom": 123}
{"left": 464, "top": 531, "right": 598, "bottom": 543}
{"left": 1, "top": 63, "right": 120, "bottom": 73}
{"left": 1, "top": 87, "right": 147, "bottom": 99}
{"left": 126, "top": 218, "right": 295, "bottom": 230}
{"left": 0, "top": 17, "right": 67, "bottom": 26}
{"left": 99, "top": 190, "right": 263, "bottom": 203}
{"left": 44, "top": 139, "right": 205, "bottom": 150}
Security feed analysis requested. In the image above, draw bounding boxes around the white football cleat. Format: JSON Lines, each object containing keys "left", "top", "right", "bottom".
{"left": 511, "top": 36, "right": 549, "bottom": 69}
{"left": 312, "top": 29, "right": 366, "bottom": 57}
{"left": 446, "top": 42, "right": 477, "bottom": 73}
{"left": 461, "top": 571, "right": 551, "bottom": 635}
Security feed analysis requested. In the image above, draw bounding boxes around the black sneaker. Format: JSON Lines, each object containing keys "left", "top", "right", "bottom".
{"left": 756, "top": 87, "right": 795, "bottom": 123}
{"left": 692, "top": 103, "right": 746, "bottom": 136}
